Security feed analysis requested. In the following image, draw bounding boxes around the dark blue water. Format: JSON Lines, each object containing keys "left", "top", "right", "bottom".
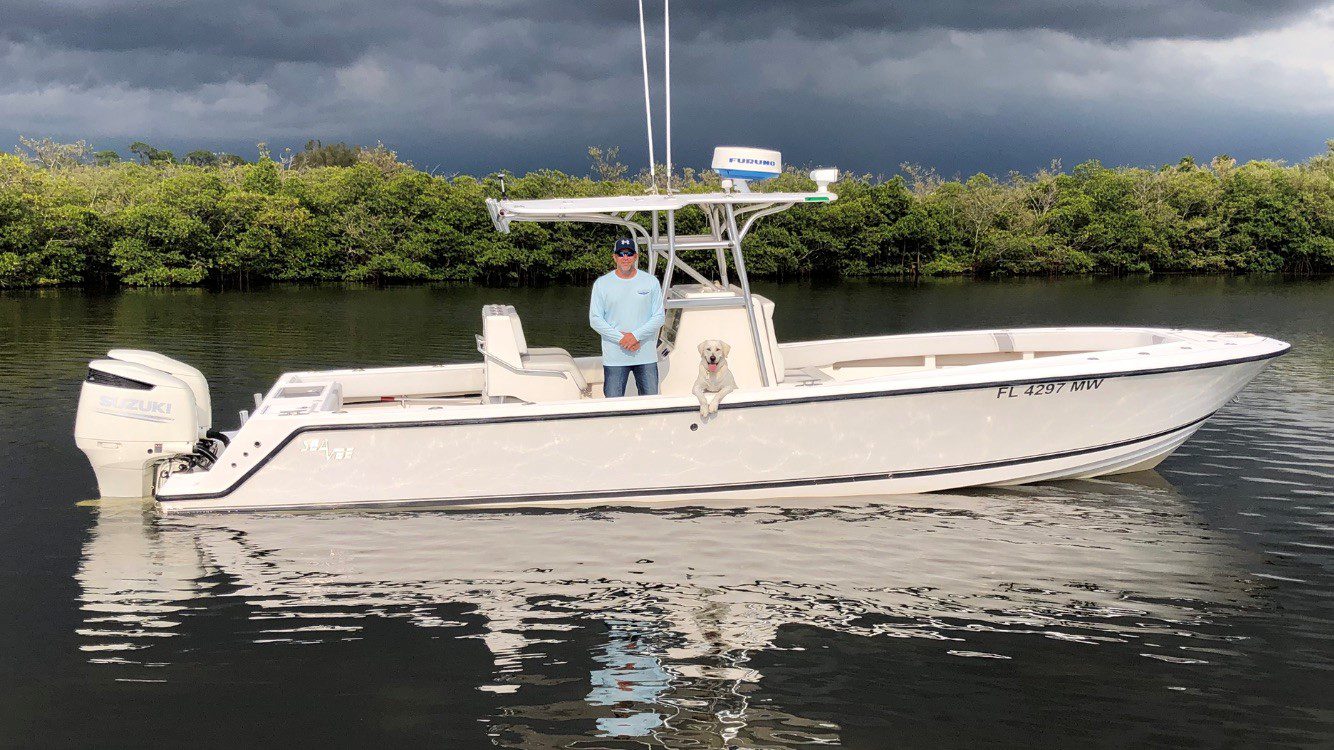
{"left": 1, "top": 277, "right": 1330, "bottom": 748}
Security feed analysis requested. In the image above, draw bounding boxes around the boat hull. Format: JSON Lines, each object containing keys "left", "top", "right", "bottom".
{"left": 158, "top": 355, "right": 1274, "bottom": 513}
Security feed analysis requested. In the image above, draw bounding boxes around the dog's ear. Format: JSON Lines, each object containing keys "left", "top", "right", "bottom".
{"left": 697, "top": 340, "right": 707, "bottom": 355}
{"left": 721, "top": 341, "right": 731, "bottom": 357}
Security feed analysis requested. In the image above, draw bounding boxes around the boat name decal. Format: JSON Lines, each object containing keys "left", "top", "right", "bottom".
{"left": 300, "top": 437, "right": 355, "bottom": 461}
{"left": 995, "top": 379, "right": 1104, "bottom": 399}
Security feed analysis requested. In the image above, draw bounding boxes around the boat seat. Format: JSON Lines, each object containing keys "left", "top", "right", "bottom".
{"left": 517, "top": 352, "right": 589, "bottom": 390}
{"left": 480, "top": 305, "right": 590, "bottom": 403}
{"left": 501, "top": 306, "right": 573, "bottom": 359}
{"left": 503, "top": 307, "right": 586, "bottom": 388}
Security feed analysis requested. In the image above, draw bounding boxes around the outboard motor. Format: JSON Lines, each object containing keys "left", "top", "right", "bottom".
{"left": 74, "top": 352, "right": 211, "bottom": 498}
{"left": 106, "top": 349, "right": 211, "bottom": 433}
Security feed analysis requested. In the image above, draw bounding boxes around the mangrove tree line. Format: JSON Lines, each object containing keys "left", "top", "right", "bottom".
{"left": 1, "top": 138, "right": 1330, "bottom": 288}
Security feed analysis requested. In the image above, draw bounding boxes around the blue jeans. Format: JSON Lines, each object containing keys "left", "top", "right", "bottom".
{"left": 603, "top": 363, "right": 659, "bottom": 398}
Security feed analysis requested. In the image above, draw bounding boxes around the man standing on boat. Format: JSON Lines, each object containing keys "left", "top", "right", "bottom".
{"left": 590, "top": 238, "right": 664, "bottom": 397}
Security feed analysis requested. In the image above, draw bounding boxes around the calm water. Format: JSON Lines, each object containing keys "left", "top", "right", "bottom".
{"left": 1, "top": 277, "right": 1330, "bottom": 748}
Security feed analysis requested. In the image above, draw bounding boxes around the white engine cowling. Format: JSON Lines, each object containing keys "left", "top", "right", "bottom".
{"left": 75, "top": 356, "right": 206, "bottom": 498}
{"left": 107, "top": 349, "right": 211, "bottom": 433}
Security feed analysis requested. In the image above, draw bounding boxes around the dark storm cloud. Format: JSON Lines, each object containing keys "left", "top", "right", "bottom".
{"left": 0, "top": 1, "right": 631, "bottom": 90}
{"left": 1, "top": 0, "right": 408, "bottom": 62}
{"left": 558, "top": 0, "right": 1331, "bottom": 41}
{"left": 4, "top": 0, "right": 1325, "bottom": 59}
{"left": 0, "top": 0, "right": 1330, "bottom": 177}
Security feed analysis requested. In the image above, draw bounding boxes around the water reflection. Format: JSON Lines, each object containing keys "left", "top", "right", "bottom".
{"left": 75, "top": 473, "right": 1263, "bottom": 746}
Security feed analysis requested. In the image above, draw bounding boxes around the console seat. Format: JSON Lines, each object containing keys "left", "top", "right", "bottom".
{"left": 480, "top": 305, "right": 590, "bottom": 403}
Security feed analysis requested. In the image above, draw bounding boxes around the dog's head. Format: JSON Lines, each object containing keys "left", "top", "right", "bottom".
{"left": 697, "top": 339, "right": 731, "bottom": 373}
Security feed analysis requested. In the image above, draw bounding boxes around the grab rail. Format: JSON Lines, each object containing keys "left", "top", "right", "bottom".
{"left": 475, "top": 335, "right": 570, "bottom": 379}
{"left": 663, "top": 296, "right": 747, "bottom": 310}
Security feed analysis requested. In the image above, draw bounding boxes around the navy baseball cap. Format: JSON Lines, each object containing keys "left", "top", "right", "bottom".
{"left": 613, "top": 238, "right": 637, "bottom": 255}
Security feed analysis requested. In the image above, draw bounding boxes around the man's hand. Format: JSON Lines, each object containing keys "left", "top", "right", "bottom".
{"left": 619, "top": 332, "right": 640, "bottom": 352}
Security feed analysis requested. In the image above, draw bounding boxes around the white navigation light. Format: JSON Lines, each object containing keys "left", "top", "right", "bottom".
{"left": 713, "top": 147, "right": 781, "bottom": 191}
{"left": 810, "top": 168, "right": 838, "bottom": 193}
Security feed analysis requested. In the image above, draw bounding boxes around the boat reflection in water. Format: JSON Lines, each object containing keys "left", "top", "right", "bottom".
{"left": 77, "top": 474, "right": 1258, "bottom": 746}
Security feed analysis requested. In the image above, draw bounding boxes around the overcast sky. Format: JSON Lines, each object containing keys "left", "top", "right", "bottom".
{"left": 2, "top": 0, "right": 1331, "bottom": 177}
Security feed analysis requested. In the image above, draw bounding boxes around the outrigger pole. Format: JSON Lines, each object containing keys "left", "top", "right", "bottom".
{"left": 663, "top": 0, "right": 672, "bottom": 196}
{"left": 661, "top": 0, "right": 679, "bottom": 296}
{"left": 637, "top": 0, "right": 657, "bottom": 195}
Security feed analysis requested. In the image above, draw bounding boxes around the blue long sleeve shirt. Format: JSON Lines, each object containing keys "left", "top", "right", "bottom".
{"left": 589, "top": 270, "right": 665, "bottom": 366}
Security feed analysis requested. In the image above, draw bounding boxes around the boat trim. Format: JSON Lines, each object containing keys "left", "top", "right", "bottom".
{"left": 156, "top": 344, "right": 1287, "bottom": 505}
{"left": 159, "top": 412, "right": 1214, "bottom": 510}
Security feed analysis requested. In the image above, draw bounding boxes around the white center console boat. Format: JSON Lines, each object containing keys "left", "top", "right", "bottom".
{"left": 73, "top": 153, "right": 1289, "bottom": 513}
{"left": 69, "top": 8, "right": 1288, "bottom": 512}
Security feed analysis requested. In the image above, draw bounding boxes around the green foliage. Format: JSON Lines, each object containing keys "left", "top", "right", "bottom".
{"left": 15, "top": 136, "right": 92, "bottom": 170}
{"left": 128, "top": 141, "right": 175, "bottom": 166}
{"left": 184, "top": 150, "right": 220, "bottom": 168}
{"left": 292, "top": 140, "right": 359, "bottom": 169}
{"left": 587, "top": 146, "right": 628, "bottom": 181}
{"left": 0, "top": 140, "right": 1330, "bottom": 288}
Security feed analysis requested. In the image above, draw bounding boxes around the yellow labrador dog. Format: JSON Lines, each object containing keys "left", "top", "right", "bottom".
{"left": 693, "top": 339, "right": 737, "bottom": 420}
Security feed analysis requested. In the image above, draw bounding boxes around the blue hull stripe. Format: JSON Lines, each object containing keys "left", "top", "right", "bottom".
{"left": 716, "top": 168, "right": 778, "bottom": 181}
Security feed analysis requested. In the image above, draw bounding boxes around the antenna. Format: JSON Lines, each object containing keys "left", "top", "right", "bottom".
{"left": 637, "top": 0, "right": 658, "bottom": 194}
{"left": 663, "top": 0, "right": 672, "bottom": 195}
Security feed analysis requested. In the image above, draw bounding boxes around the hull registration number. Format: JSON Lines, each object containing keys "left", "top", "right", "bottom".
{"left": 996, "top": 379, "right": 1104, "bottom": 399}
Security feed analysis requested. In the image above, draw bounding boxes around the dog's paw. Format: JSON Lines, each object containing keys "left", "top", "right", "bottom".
{"left": 699, "top": 408, "right": 710, "bottom": 421}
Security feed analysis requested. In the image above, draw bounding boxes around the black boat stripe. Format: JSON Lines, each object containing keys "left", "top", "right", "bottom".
{"left": 159, "top": 403, "right": 1218, "bottom": 508}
